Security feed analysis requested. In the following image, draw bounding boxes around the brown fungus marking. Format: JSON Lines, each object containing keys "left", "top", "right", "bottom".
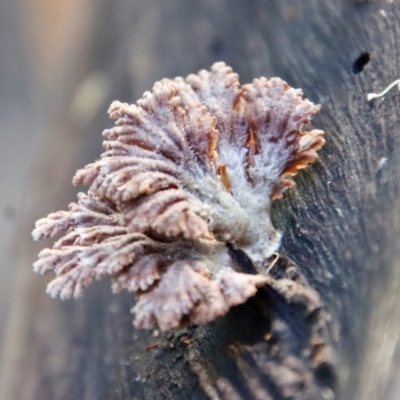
{"left": 217, "top": 163, "right": 232, "bottom": 193}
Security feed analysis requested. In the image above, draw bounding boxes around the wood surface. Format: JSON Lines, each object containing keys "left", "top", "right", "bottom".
{"left": 1, "top": 0, "right": 400, "bottom": 399}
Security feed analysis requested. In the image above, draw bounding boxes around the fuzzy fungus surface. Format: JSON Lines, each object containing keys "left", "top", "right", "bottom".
{"left": 32, "top": 62, "right": 325, "bottom": 331}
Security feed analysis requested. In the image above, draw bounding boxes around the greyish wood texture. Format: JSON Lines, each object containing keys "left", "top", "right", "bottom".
{"left": 0, "top": 0, "right": 400, "bottom": 399}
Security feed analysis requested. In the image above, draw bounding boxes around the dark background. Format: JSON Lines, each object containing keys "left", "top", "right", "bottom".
{"left": 0, "top": 1, "right": 399, "bottom": 399}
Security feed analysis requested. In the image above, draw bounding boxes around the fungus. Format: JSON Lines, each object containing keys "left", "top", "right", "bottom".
{"left": 32, "top": 62, "right": 325, "bottom": 330}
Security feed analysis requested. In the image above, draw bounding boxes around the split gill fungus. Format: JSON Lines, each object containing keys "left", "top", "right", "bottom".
{"left": 32, "top": 63, "right": 325, "bottom": 331}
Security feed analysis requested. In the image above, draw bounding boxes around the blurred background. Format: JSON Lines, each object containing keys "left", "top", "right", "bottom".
{"left": 1, "top": 1, "right": 400, "bottom": 399}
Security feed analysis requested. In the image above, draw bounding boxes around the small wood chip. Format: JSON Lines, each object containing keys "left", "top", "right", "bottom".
{"left": 146, "top": 342, "right": 158, "bottom": 351}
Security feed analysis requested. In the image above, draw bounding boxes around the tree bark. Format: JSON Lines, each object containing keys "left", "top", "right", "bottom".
{"left": 1, "top": 1, "right": 400, "bottom": 399}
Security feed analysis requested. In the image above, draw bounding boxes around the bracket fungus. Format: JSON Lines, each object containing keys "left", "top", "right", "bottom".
{"left": 32, "top": 62, "right": 325, "bottom": 330}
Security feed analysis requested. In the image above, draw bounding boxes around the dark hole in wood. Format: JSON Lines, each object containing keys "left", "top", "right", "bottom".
{"left": 314, "top": 361, "right": 338, "bottom": 392}
{"left": 226, "top": 242, "right": 259, "bottom": 274}
{"left": 352, "top": 52, "right": 371, "bottom": 74}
